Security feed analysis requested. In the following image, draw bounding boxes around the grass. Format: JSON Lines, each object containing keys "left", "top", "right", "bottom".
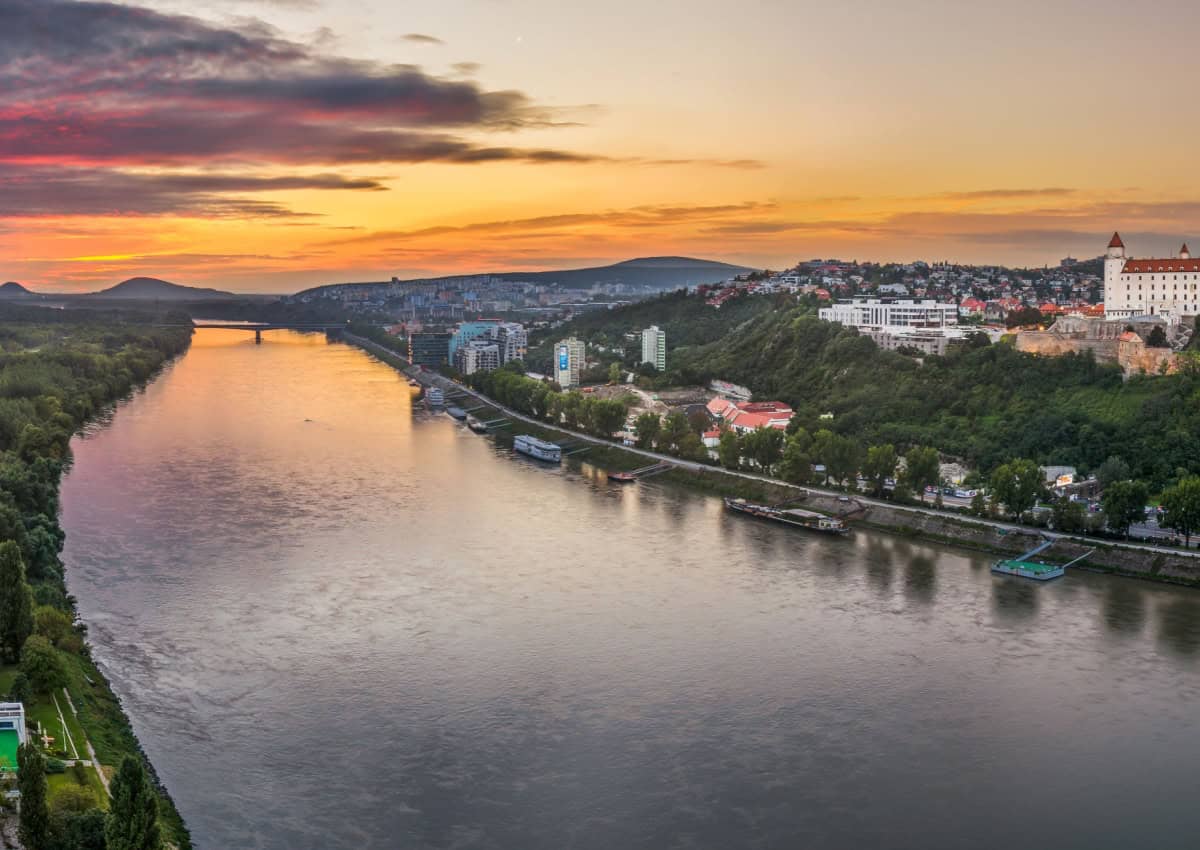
{"left": 48, "top": 766, "right": 108, "bottom": 811}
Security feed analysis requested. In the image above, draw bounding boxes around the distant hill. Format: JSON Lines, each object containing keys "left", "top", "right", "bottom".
{"left": 295, "top": 256, "right": 754, "bottom": 299}
{"left": 493, "top": 257, "right": 754, "bottom": 290}
{"left": 0, "top": 281, "right": 35, "bottom": 298}
{"left": 88, "top": 277, "right": 235, "bottom": 301}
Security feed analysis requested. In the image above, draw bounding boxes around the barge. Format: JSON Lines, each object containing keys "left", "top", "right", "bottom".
{"left": 991, "top": 559, "right": 1064, "bottom": 581}
{"left": 514, "top": 434, "right": 562, "bottom": 463}
{"left": 724, "top": 497, "right": 849, "bottom": 535}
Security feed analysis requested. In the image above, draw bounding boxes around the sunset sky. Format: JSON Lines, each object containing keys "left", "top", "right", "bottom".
{"left": 3, "top": 0, "right": 1200, "bottom": 293}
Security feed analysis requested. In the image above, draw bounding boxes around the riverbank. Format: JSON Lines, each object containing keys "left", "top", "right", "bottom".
{"left": 344, "top": 334, "right": 1200, "bottom": 588}
{"left": 0, "top": 318, "right": 194, "bottom": 848}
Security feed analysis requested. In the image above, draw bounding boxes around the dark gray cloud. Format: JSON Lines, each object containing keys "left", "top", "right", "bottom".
{"left": 0, "top": 0, "right": 588, "bottom": 166}
{"left": 0, "top": 165, "right": 384, "bottom": 218}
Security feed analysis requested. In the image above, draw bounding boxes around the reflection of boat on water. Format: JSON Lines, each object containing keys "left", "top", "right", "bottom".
{"left": 425, "top": 387, "right": 444, "bottom": 408}
{"left": 724, "top": 497, "right": 849, "bottom": 535}
{"left": 446, "top": 406, "right": 467, "bottom": 420}
{"left": 467, "top": 415, "right": 489, "bottom": 434}
{"left": 514, "top": 434, "right": 562, "bottom": 463}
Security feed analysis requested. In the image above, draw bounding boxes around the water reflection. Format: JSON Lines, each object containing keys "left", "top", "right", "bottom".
{"left": 1100, "top": 583, "right": 1147, "bottom": 636}
{"left": 1156, "top": 597, "right": 1200, "bottom": 657}
{"left": 991, "top": 577, "right": 1039, "bottom": 620}
{"left": 904, "top": 551, "right": 938, "bottom": 606}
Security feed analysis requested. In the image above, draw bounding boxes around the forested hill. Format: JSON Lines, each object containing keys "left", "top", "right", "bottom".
{"left": 660, "top": 301, "right": 1200, "bottom": 487}
{"left": 528, "top": 288, "right": 783, "bottom": 370}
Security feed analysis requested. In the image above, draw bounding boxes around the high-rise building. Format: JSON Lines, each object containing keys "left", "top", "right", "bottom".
{"left": 455, "top": 340, "right": 501, "bottom": 375}
{"left": 408, "top": 332, "right": 451, "bottom": 368}
{"left": 641, "top": 325, "right": 666, "bottom": 371}
{"left": 554, "top": 337, "right": 585, "bottom": 388}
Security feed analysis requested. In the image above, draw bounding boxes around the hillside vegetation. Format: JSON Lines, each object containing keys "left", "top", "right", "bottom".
{"left": 550, "top": 293, "right": 1200, "bottom": 488}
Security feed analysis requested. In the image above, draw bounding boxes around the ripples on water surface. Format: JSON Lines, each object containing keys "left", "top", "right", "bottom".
{"left": 60, "top": 331, "right": 1200, "bottom": 849}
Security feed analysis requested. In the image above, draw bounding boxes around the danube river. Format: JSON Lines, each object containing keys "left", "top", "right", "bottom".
{"left": 60, "top": 330, "right": 1200, "bottom": 850}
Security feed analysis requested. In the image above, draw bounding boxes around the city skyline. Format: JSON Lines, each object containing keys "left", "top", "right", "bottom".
{"left": 4, "top": 0, "right": 1200, "bottom": 292}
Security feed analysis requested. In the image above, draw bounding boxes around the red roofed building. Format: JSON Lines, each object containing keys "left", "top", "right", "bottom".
{"left": 958, "top": 297, "right": 986, "bottom": 317}
{"left": 1105, "top": 232, "right": 1200, "bottom": 319}
{"left": 707, "top": 398, "right": 794, "bottom": 433}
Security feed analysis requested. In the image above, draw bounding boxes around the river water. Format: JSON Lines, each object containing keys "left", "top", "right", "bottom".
{"left": 59, "top": 330, "right": 1200, "bottom": 850}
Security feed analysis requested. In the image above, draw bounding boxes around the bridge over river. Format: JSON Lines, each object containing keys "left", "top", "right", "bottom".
{"left": 162, "top": 322, "right": 349, "bottom": 343}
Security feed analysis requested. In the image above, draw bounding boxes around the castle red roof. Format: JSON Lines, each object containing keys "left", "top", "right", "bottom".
{"left": 1108, "top": 232, "right": 1125, "bottom": 249}
{"left": 1121, "top": 259, "right": 1200, "bottom": 274}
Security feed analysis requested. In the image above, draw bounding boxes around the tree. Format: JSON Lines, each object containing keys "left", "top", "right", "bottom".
{"left": 862, "top": 444, "right": 897, "bottom": 496}
{"left": 778, "top": 434, "right": 812, "bottom": 484}
{"left": 656, "top": 412, "right": 692, "bottom": 455}
{"left": 0, "top": 540, "right": 34, "bottom": 662}
{"left": 607, "top": 362, "right": 622, "bottom": 383}
{"left": 988, "top": 458, "right": 1043, "bottom": 521}
{"left": 1102, "top": 479, "right": 1150, "bottom": 538}
{"left": 717, "top": 430, "right": 741, "bottom": 470}
{"left": 810, "top": 429, "right": 836, "bottom": 484}
{"left": 20, "top": 635, "right": 66, "bottom": 695}
{"left": 9, "top": 671, "right": 31, "bottom": 704}
{"left": 1147, "top": 325, "right": 1168, "bottom": 348}
{"left": 903, "top": 446, "right": 940, "bottom": 502}
{"left": 589, "top": 399, "right": 626, "bottom": 438}
{"left": 742, "top": 427, "right": 784, "bottom": 472}
{"left": 633, "top": 412, "right": 660, "bottom": 450}
{"left": 825, "top": 435, "right": 861, "bottom": 487}
{"left": 1096, "top": 456, "right": 1131, "bottom": 490}
{"left": 54, "top": 809, "right": 108, "bottom": 850}
{"left": 969, "top": 490, "right": 987, "bottom": 517}
{"left": 106, "top": 756, "right": 161, "bottom": 850}
{"left": 1161, "top": 476, "right": 1200, "bottom": 546}
{"left": 33, "top": 605, "right": 73, "bottom": 648}
{"left": 18, "top": 742, "right": 51, "bottom": 850}
{"left": 1051, "top": 496, "right": 1086, "bottom": 533}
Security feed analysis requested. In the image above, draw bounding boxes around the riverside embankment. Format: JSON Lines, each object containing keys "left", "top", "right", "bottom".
{"left": 345, "top": 333, "right": 1200, "bottom": 588}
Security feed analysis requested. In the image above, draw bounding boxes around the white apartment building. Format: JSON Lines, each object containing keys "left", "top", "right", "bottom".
{"left": 1104, "top": 232, "right": 1200, "bottom": 320}
{"left": 818, "top": 297, "right": 959, "bottom": 333}
{"left": 641, "top": 325, "right": 666, "bottom": 371}
{"left": 455, "top": 340, "right": 501, "bottom": 375}
{"left": 554, "top": 337, "right": 586, "bottom": 388}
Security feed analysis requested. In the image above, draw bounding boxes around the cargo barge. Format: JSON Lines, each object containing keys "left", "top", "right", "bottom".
{"left": 724, "top": 497, "right": 849, "bottom": 535}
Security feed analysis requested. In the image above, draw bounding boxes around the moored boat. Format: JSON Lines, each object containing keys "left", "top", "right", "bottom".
{"left": 446, "top": 406, "right": 467, "bottom": 420}
{"left": 724, "top": 497, "right": 849, "bottom": 535}
{"left": 514, "top": 434, "right": 562, "bottom": 463}
{"left": 467, "top": 415, "right": 489, "bottom": 434}
{"left": 425, "top": 387, "right": 445, "bottom": 408}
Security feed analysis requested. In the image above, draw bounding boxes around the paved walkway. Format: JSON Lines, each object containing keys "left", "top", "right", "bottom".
{"left": 61, "top": 688, "right": 109, "bottom": 795}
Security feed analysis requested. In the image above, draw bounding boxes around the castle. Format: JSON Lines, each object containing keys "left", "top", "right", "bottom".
{"left": 1104, "top": 232, "right": 1200, "bottom": 320}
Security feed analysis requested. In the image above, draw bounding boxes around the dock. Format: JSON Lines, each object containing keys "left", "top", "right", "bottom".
{"left": 991, "top": 537, "right": 1083, "bottom": 581}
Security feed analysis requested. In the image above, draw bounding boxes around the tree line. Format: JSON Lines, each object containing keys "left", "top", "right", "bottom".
{"left": 0, "top": 310, "right": 193, "bottom": 850}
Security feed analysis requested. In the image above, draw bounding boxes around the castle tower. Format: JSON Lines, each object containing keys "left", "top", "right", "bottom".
{"left": 1103, "top": 232, "right": 1126, "bottom": 313}
{"left": 1181, "top": 243, "right": 1191, "bottom": 260}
